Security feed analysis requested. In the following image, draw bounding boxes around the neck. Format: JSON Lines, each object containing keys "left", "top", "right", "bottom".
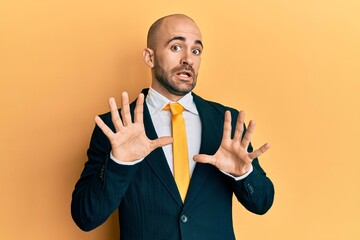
{"left": 151, "top": 85, "right": 187, "bottom": 102}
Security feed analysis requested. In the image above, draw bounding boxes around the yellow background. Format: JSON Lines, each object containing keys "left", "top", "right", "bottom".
{"left": 1, "top": 0, "right": 359, "bottom": 239}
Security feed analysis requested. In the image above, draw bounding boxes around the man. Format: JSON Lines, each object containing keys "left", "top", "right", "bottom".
{"left": 71, "top": 14, "right": 274, "bottom": 240}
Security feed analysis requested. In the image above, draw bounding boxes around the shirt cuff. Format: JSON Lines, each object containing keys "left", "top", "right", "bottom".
{"left": 110, "top": 152, "right": 144, "bottom": 165}
{"left": 220, "top": 165, "right": 254, "bottom": 181}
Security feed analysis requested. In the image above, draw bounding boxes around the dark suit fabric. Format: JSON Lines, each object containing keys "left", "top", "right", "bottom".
{"left": 71, "top": 89, "right": 274, "bottom": 240}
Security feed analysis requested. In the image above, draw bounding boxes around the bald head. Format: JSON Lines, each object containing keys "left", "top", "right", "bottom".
{"left": 142, "top": 14, "right": 203, "bottom": 101}
{"left": 147, "top": 14, "right": 201, "bottom": 50}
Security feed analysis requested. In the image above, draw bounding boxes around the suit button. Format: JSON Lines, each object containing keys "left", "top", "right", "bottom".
{"left": 180, "top": 215, "right": 188, "bottom": 223}
{"left": 247, "top": 183, "right": 254, "bottom": 194}
{"left": 99, "top": 165, "right": 105, "bottom": 181}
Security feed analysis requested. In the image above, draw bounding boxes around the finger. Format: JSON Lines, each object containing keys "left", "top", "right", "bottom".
{"left": 193, "top": 154, "right": 216, "bottom": 165}
{"left": 109, "top": 97, "right": 123, "bottom": 132}
{"left": 95, "top": 116, "right": 114, "bottom": 139}
{"left": 150, "top": 136, "right": 173, "bottom": 150}
{"left": 248, "top": 143, "right": 270, "bottom": 160}
{"left": 222, "top": 111, "right": 232, "bottom": 141}
{"left": 121, "top": 92, "right": 132, "bottom": 126}
{"left": 241, "top": 120, "right": 255, "bottom": 149}
{"left": 233, "top": 111, "right": 245, "bottom": 142}
{"left": 134, "top": 93, "right": 144, "bottom": 124}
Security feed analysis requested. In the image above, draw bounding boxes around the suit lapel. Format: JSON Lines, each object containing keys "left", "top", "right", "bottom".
{"left": 130, "top": 89, "right": 182, "bottom": 207}
{"left": 183, "top": 93, "right": 224, "bottom": 209}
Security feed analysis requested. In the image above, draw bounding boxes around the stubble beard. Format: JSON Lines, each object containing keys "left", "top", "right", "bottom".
{"left": 153, "top": 59, "right": 197, "bottom": 97}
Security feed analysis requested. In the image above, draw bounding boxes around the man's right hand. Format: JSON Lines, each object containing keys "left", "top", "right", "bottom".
{"left": 95, "top": 92, "right": 173, "bottom": 162}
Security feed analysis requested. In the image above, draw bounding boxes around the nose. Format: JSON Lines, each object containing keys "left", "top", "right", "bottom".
{"left": 180, "top": 50, "right": 194, "bottom": 66}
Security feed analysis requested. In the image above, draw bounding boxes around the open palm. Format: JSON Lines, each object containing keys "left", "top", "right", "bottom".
{"left": 95, "top": 92, "right": 173, "bottom": 162}
{"left": 194, "top": 111, "right": 270, "bottom": 177}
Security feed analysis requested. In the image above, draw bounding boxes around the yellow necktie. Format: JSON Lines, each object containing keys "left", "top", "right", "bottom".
{"left": 164, "top": 103, "right": 190, "bottom": 202}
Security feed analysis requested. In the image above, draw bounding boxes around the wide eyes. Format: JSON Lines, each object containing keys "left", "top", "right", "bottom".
{"left": 192, "top": 49, "right": 201, "bottom": 55}
{"left": 171, "top": 45, "right": 182, "bottom": 52}
{"left": 170, "top": 45, "right": 202, "bottom": 55}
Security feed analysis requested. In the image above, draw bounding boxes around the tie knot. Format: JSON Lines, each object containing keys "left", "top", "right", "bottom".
{"left": 164, "top": 103, "right": 184, "bottom": 116}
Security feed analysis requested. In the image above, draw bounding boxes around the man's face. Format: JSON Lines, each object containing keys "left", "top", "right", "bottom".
{"left": 150, "top": 17, "right": 203, "bottom": 99}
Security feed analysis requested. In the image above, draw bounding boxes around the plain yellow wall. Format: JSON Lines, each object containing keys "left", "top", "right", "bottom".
{"left": 1, "top": 0, "right": 359, "bottom": 239}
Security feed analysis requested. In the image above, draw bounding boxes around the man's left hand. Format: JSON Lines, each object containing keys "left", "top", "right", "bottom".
{"left": 193, "top": 111, "right": 270, "bottom": 177}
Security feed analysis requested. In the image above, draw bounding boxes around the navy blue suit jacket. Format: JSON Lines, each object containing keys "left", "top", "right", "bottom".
{"left": 71, "top": 89, "right": 274, "bottom": 240}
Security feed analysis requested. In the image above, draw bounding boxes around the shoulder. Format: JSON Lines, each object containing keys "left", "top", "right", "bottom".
{"left": 192, "top": 92, "right": 239, "bottom": 117}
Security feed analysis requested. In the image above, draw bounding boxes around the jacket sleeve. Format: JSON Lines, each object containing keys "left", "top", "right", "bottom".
{"left": 227, "top": 108, "right": 275, "bottom": 215}
{"left": 71, "top": 113, "right": 140, "bottom": 231}
{"left": 231, "top": 155, "right": 275, "bottom": 215}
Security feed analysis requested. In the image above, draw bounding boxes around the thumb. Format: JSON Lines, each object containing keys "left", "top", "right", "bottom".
{"left": 193, "top": 154, "right": 214, "bottom": 165}
{"left": 150, "top": 136, "right": 173, "bottom": 150}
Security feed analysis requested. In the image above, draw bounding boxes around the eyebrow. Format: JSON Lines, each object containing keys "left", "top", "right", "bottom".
{"left": 167, "top": 36, "right": 203, "bottom": 49}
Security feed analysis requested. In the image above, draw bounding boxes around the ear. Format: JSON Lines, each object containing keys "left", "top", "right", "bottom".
{"left": 143, "top": 48, "right": 154, "bottom": 68}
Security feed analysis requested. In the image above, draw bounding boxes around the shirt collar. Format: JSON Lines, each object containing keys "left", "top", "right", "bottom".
{"left": 146, "top": 87, "right": 198, "bottom": 115}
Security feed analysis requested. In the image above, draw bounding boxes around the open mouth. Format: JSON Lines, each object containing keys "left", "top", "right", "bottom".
{"left": 176, "top": 71, "right": 193, "bottom": 78}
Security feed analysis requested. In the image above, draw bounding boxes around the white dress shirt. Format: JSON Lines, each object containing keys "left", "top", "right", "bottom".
{"left": 110, "top": 87, "right": 252, "bottom": 180}
{"left": 145, "top": 87, "right": 201, "bottom": 176}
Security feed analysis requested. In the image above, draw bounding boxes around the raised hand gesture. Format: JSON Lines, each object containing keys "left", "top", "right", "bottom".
{"left": 194, "top": 111, "right": 270, "bottom": 177}
{"left": 95, "top": 92, "right": 173, "bottom": 162}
